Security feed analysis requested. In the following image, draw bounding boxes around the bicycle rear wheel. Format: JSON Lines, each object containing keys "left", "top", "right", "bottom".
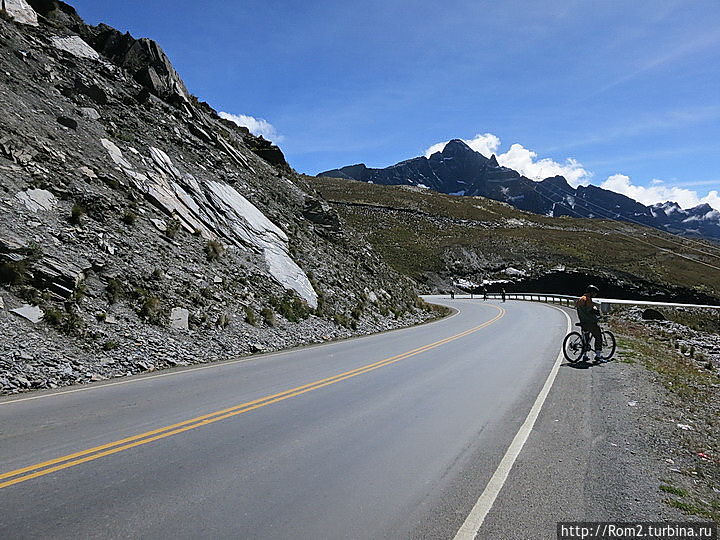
{"left": 563, "top": 332, "right": 585, "bottom": 363}
{"left": 601, "top": 330, "right": 616, "bottom": 360}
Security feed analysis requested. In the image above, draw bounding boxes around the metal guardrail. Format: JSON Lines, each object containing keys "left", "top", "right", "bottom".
{"left": 450, "top": 292, "right": 720, "bottom": 312}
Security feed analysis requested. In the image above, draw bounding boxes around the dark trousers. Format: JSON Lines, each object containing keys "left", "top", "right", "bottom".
{"left": 582, "top": 322, "right": 603, "bottom": 352}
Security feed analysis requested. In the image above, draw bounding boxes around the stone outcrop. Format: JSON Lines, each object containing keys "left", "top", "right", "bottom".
{"left": 0, "top": 2, "right": 431, "bottom": 395}
{"left": 2, "top": 0, "right": 38, "bottom": 26}
{"left": 88, "top": 24, "right": 189, "bottom": 103}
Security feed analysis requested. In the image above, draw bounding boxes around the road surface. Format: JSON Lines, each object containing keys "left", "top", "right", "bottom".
{"left": 1, "top": 298, "right": 574, "bottom": 538}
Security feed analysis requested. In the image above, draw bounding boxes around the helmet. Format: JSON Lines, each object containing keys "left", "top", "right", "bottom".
{"left": 586, "top": 285, "right": 599, "bottom": 294}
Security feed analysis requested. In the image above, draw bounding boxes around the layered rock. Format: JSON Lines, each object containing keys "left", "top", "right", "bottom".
{"left": 2, "top": 0, "right": 38, "bottom": 26}
{"left": 0, "top": 0, "right": 430, "bottom": 394}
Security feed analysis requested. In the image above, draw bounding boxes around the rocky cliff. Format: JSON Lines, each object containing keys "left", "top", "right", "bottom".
{"left": 0, "top": 1, "right": 436, "bottom": 394}
{"left": 319, "top": 139, "right": 720, "bottom": 241}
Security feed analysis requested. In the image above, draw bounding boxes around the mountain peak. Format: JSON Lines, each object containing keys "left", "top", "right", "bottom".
{"left": 442, "top": 139, "right": 474, "bottom": 155}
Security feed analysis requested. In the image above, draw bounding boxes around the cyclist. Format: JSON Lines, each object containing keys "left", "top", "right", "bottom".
{"left": 576, "top": 285, "right": 604, "bottom": 362}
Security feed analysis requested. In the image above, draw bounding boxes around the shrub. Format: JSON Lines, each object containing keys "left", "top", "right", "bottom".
{"left": 72, "top": 280, "right": 87, "bottom": 302}
{"left": 244, "top": 306, "right": 257, "bottom": 326}
{"left": 351, "top": 304, "right": 364, "bottom": 320}
{"left": 138, "top": 293, "right": 164, "bottom": 324}
{"left": 217, "top": 313, "right": 231, "bottom": 328}
{"left": 165, "top": 218, "right": 181, "bottom": 239}
{"left": 103, "top": 340, "right": 120, "bottom": 351}
{"left": 69, "top": 203, "right": 85, "bottom": 225}
{"left": 205, "top": 239, "right": 224, "bottom": 261}
{"left": 270, "top": 293, "right": 311, "bottom": 322}
{"left": 261, "top": 307, "right": 276, "bottom": 327}
{"left": 0, "top": 260, "right": 29, "bottom": 285}
{"left": 106, "top": 278, "right": 124, "bottom": 304}
{"left": 43, "top": 307, "right": 64, "bottom": 326}
{"left": 122, "top": 211, "right": 137, "bottom": 226}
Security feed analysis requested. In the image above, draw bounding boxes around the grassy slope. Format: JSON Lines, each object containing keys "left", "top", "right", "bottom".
{"left": 307, "top": 176, "right": 720, "bottom": 298}
{"left": 610, "top": 316, "right": 719, "bottom": 521}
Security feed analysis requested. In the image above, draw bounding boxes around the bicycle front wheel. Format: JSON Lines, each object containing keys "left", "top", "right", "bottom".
{"left": 563, "top": 332, "right": 585, "bottom": 363}
{"left": 601, "top": 330, "right": 616, "bottom": 360}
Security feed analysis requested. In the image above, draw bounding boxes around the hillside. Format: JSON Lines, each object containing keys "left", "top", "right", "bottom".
{"left": 0, "top": 1, "right": 437, "bottom": 394}
{"left": 308, "top": 175, "right": 720, "bottom": 304}
{"left": 319, "top": 139, "right": 720, "bottom": 241}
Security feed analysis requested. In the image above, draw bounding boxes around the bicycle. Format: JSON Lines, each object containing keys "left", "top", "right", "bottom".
{"left": 562, "top": 321, "right": 616, "bottom": 363}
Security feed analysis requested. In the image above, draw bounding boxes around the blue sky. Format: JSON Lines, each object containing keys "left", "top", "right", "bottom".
{"left": 70, "top": 0, "right": 720, "bottom": 209}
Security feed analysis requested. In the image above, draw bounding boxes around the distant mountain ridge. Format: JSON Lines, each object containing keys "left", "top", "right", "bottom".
{"left": 318, "top": 139, "right": 720, "bottom": 241}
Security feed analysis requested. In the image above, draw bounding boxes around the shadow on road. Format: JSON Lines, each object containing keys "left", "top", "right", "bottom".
{"left": 561, "top": 359, "right": 612, "bottom": 370}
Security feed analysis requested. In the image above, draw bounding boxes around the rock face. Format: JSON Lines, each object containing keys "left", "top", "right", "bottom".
{"left": 2, "top": 0, "right": 39, "bottom": 26}
{"left": 319, "top": 139, "right": 720, "bottom": 241}
{"left": 0, "top": 1, "right": 432, "bottom": 395}
{"left": 88, "top": 25, "right": 189, "bottom": 103}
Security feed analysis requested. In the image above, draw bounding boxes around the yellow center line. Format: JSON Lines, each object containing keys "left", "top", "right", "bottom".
{"left": 0, "top": 304, "right": 505, "bottom": 490}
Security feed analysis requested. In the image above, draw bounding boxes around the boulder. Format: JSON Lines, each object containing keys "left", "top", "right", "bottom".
{"left": 169, "top": 307, "right": 188, "bottom": 330}
{"left": 34, "top": 256, "right": 89, "bottom": 298}
{"left": 2, "top": 0, "right": 38, "bottom": 26}
{"left": 10, "top": 304, "right": 44, "bottom": 323}
{"left": 642, "top": 308, "right": 666, "bottom": 321}
{"left": 56, "top": 116, "right": 78, "bottom": 130}
{"left": 77, "top": 107, "right": 100, "bottom": 120}
{"left": 15, "top": 189, "right": 57, "bottom": 212}
{"left": 303, "top": 197, "right": 341, "bottom": 230}
{"left": 74, "top": 77, "right": 107, "bottom": 105}
{"left": 50, "top": 36, "right": 100, "bottom": 60}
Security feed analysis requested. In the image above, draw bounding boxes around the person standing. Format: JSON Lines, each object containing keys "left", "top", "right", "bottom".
{"left": 576, "top": 285, "right": 604, "bottom": 362}
{"left": 483, "top": 286, "right": 488, "bottom": 301}
{"left": 501, "top": 288, "right": 506, "bottom": 302}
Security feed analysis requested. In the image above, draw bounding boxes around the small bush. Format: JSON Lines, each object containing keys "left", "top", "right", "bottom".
{"left": 106, "top": 278, "right": 124, "bottom": 304}
{"left": 122, "top": 211, "right": 137, "bottom": 226}
{"left": 69, "top": 203, "right": 85, "bottom": 225}
{"left": 205, "top": 239, "right": 224, "bottom": 261}
{"left": 217, "top": 313, "right": 231, "bottom": 328}
{"left": 43, "top": 307, "right": 64, "bottom": 326}
{"left": 103, "top": 340, "right": 120, "bottom": 351}
{"left": 165, "top": 218, "right": 181, "bottom": 239}
{"left": 138, "top": 293, "right": 164, "bottom": 324}
{"left": 270, "top": 293, "right": 311, "bottom": 322}
{"left": 261, "top": 307, "right": 276, "bottom": 327}
{"left": 0, "top": 261, "right": 29, "bottom": 285}
{"left": 72, "top": 280, "right": 87, "bottom": 302}
{"left": 351, "top": 304, "right": 364, "bottom": 320}
{"left": 244, "top": 305, "right": 257, "bottom": 326}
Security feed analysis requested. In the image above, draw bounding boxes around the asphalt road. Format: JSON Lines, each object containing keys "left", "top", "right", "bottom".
{"left": 0, "top": 298, "right": 572, "bottom": 539}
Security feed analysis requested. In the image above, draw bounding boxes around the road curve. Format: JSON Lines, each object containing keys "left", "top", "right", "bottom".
{"left": 0, "top": 298, "right": 569, "bottom": 539}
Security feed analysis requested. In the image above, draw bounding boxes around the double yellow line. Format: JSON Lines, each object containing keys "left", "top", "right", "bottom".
{"left": 0, "top": 304, "right": 505, "bottom": 490}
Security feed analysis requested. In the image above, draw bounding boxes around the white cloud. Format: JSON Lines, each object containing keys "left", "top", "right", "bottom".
{"left": 219, "top": 112, "right": 284, "bottom": 142}
{"left": 424, "top": 133, "right": 591, "bottom": 187}
{"left": 600, "top": 174, "right": 720, "bottom": 211}
{"left": 424, "top": 133, "right": 501, "bottom": 158}
{"left": 497, "top": 143, "right": 591, "bottom": 187}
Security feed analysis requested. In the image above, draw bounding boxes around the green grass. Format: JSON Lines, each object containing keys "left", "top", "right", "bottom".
{"left": 307, "top": 175, "right": 720, "bottom": 297}
{"left": 660, "top": 484, "right": 688, "bottom": 497}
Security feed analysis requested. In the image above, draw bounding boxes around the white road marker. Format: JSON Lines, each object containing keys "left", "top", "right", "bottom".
{"left": 454, "top": 305, "right": 572, "bottom": 540}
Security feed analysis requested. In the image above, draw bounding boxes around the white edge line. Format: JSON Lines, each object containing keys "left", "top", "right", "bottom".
{"left": 453, "top": 304, "right": 572, "bottom": 540}
{"left": 0, "top": 302, "right": 462, "bottom": 407}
